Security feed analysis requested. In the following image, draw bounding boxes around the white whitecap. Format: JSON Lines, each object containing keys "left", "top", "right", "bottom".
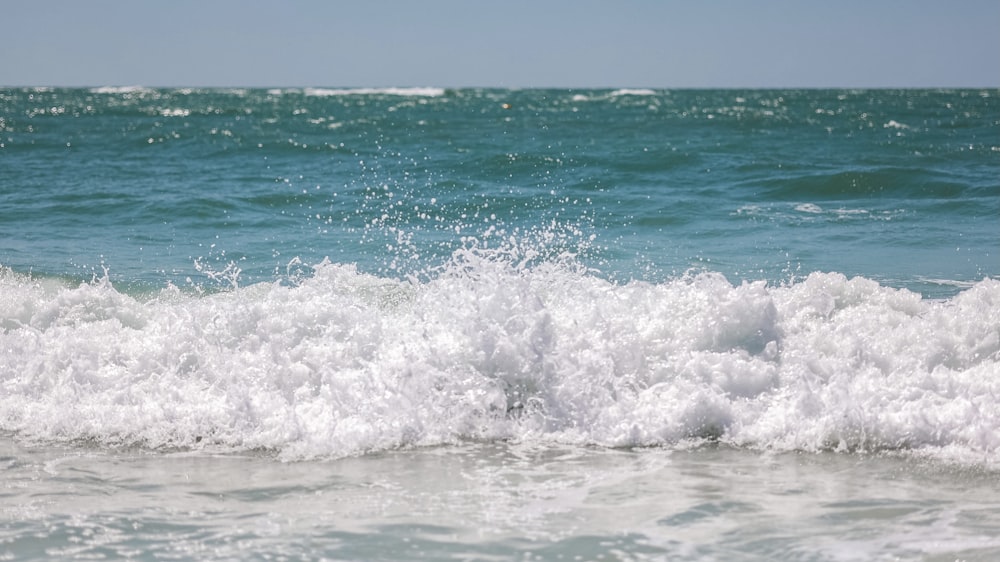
{"left": 304, "top": 87, "right": 446, "bottom": 97}
{"left": 794, "top": 203, "right": 823, "bottom": 214}
{"left": 610, "top": 88, "right": 657, "bottom": 96}
{"left": 1, "top": 255, "right": 998, "bottom": 465}
{"left": 89, "top": 85, "right": 155, "bottom": 95}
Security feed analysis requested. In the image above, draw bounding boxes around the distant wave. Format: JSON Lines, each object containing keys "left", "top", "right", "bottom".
{"left": 609, "top": 88, "right": 658, "bottom": 96}
{"left": 569, "top": 89, "right": 659, "bottom": 102}
{"left": 303, "top": 87, "right": 446, "bottom": 97}
{"left": 89, "top": 85, "right": 157, "bottom": 94}
{"left": 84, "top": 86, "right": 449, "bottom": 97}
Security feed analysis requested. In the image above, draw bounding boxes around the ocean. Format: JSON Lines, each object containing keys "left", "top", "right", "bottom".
{"left": 1, "top": 86, "right": 998, "bottom": 560}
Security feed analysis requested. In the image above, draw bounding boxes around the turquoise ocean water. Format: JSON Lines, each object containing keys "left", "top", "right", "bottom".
{"left": 1, "top": 87, "right": 999, "bottom": 560}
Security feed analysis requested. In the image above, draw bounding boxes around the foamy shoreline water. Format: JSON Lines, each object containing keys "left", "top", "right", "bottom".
{"left": 3, "top": 253, "right": 997, "bottom": 465}
{"left": 4, "top": 439, "right": 1000, "bottom": 561}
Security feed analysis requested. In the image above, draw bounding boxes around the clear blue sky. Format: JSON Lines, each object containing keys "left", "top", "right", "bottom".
{"left": 4, "top": 0, "right": 998, "bottom": 88}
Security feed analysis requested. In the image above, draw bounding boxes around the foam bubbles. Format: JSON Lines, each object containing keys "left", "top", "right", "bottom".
{"left": 1, "top": 252, "right": 998, "bottom": 464}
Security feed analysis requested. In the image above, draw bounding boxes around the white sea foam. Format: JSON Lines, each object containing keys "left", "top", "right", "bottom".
{"left": 610, "top": 88, "right": 658, "bottom": 96}
{"left": 1, "top": 247, "right": 998, "bottom": 463}
{"left": 89, "top": 85, "right": 156, "bottom": 95}
{"left": 794, "top": 203, "right": 823, "bottom": 214}
{"left": 737, "top": 204, "right": 905, "bottom": 223}
{"left": 303, "top": 87, "right": 446, "bottom": 97}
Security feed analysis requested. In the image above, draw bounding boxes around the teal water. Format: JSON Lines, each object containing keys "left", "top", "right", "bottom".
{"left": 1, "top": 87, "right": 996, "bottom": 293}
{"left": 2, "top": 87, "right": 999, "bottom": 560}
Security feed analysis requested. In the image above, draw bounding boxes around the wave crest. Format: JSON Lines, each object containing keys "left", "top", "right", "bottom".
{"left": 1, "top": 251, "right": 998, "bottom": 464}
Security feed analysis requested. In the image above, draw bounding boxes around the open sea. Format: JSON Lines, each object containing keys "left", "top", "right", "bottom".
{"left": 1, "top": 86, "right": 999, "bottom": 560}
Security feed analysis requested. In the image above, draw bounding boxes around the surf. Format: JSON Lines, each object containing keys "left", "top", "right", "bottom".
{"left": 2, "top": 238, "right": 997, "bottom": 464}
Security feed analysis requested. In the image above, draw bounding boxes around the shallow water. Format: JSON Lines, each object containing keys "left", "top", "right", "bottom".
{"left": 3, "top": 439, "right": 1000, "bottom": 561}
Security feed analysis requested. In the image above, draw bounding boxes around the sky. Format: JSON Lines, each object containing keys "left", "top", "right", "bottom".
{"left": 3, "top": 0, "right": 998, "bottom": 88}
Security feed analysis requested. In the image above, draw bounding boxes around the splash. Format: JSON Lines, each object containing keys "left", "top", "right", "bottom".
{"left": 1, "top": 237, "right": 998, "bottom": 463}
